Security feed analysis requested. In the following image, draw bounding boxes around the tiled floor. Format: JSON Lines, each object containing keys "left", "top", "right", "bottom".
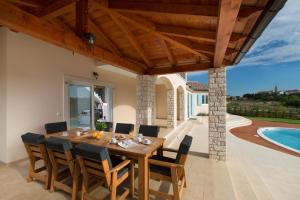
{"left": 0, "top": 153, "right": 235, "bottom": 200}
{"left": 1, "top": 115, "right": 300, "bottom": 200}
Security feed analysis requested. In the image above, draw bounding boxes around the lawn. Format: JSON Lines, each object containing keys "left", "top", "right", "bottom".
{"left": 246, "top": 117, "right": 300, "bottom": 124}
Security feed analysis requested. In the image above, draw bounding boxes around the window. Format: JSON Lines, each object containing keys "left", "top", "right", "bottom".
{"left": 202, "top": 94, "right": 208, "bottom": 104}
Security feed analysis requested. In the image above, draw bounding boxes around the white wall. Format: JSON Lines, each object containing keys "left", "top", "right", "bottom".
{"left": 0, "top": 28, "right": 7, "bottom": 162}
{"left": 189, "top": 91, "right": 209, "bottom": 116}
{"left": 94, "top": 68, "right": 137, "bottom": 125}
{"left": 1, "top": 29, "right": 137, "bottom": 163}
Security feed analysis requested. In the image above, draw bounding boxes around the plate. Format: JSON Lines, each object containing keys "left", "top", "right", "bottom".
{"left": 116, "top": 135, "right": 126, "bottom": 140}
{"left": 143, "top": 139, "right": 152, "bottom": 145}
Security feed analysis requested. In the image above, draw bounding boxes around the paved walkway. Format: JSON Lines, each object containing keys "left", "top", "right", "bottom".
{"left": 165, "top": 115, "right": 300, "bottom": 200}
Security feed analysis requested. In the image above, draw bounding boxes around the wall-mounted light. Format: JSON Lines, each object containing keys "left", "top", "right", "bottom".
{"left": 83, "top": 32, "right": 96, "bottom": 48}
{"left": 93, "top": 72, "right": 99, "bottom": 80}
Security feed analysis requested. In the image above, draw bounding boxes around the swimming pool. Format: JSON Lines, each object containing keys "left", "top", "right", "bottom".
{"left": 257, "top": 127, "right": 300, "bottom": 153}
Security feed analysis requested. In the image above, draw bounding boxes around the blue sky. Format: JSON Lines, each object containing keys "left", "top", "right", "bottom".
{"left": 187, "top": 0, "right": 300, "bottom": 96}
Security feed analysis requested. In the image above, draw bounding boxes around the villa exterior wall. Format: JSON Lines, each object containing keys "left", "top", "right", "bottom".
{"left": 0, "top": 28, "right": 189, "bottom": 163}
{"left": 187, "top": 91, "right": 209, "bottom": 117}
{"left": 0, "top": 28, "right": 7, "bottom": 162}
{"left": 1, "top": 29, "right": 137, "bottom": 163}
{"left": 155, "top": 84, "right": 167, "bottom": 119}
{"left": 156, "top": 74, "right": 188, "bottom": 126}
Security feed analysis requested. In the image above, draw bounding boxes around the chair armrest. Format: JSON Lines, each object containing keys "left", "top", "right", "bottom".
{"left": 110, "top": 159, "right": 131, "bottom": 173}
{"left": 149, "top": 159, "right": 183, "bottom": 169}
{"left": 162, "top": 148, "right": 178, "bottom": 153}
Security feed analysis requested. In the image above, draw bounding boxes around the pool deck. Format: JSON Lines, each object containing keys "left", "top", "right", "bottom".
{"left": 230, "top": 120, "right": 300, "bottom": 157}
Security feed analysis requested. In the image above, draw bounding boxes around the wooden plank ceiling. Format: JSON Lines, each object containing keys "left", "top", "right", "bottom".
{"left": 0, "top": 0, "right": 269, "bottom": 75}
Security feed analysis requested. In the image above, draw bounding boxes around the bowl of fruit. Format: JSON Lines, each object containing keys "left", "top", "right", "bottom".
{"left": 92, "top": 131, "right": 103, "bottom": 140}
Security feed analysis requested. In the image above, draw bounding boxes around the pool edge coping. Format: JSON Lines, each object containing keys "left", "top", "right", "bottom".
{"left": 257, "top": 127, "right": 300, "bottom": 154}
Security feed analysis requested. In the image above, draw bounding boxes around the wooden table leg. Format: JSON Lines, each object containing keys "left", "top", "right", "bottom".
{"left": 138, "top": 156, "right": 149, "bottom": 200}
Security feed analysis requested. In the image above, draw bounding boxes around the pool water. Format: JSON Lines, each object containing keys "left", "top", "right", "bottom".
{"left": 257, "top": 127, "right": 300, "bottom": 153}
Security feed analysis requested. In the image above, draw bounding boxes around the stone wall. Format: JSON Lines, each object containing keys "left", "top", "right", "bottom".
{"left": 208, "top": 67, "right": 226, "bottom": 161}
{"left": 136, "top": 75, "right": 156, "bottom": 129}
{"left": 167, "top": 89, "right": 177, "bottom": 128}
{"left": 178, "top": 89, "right": 185, "bottom": 121}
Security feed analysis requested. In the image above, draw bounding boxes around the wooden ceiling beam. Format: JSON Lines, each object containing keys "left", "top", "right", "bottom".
{"left": 0, "top": 1, "right": 145, "bottom": 74}
{"left": 109, "top": 12, "right": 153, "bottom": 67}
{"left": 156, "top": 24, "right": 246, "bottom": 43}
{"left": 166, "top": 36, "right": 212, "bottom": 61}
{"left": 214, "top": 0, "right": 242, "bottom": 67}
{"left": 37, "top": 0, "right": 76, "bottom": 20}
{"left": 146, "top": 62, "right": 212, "bottom": 75}
{"left": 192, "top": 43, "right": 238, "bottom": 56}
{"left": 88, "top": 18, "right": 122, "bottom": 56}
{"left": 159, "top": 38, "right": 176, "bottom": 66}
{"left": 76, "top": 0, "right": 88, "bottom": 35}
{"left": 108, "top": 0, "right": 262, "bottom": 19}
{"left": 6, "top": 0, "right": 43, "bottom": 8}
{"left": 91, "top": 1, "right": 209, "bottom": 60}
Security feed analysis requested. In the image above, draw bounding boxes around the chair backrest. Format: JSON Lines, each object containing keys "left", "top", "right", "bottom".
{"left": 175, "top": 135, "right": 193, "bottom": 164}
{"left": 138, "top": 125, "right": 160, "bottom": 137}
{"left": 103, "top": 122, "right": 113, "bottom": 132}
{"left": 115, "top": 123, "right": 134, "bottom": 134}
{"left": 45, "top": 137, "right": 73, "bottom": 153}
{"left": 21, "top": 132, "right": 48, "bottom": 165}
{"left": 21, "top": 132, "right": 45, "bottom": 145}
{"left": 45, "top": 137, "right": 74, "bottom": 171}
{"left": 74, "top": 143, "right": 113, "bottom": 186}
{"left": 45, "top": 121, "right": 67, "bottom": 134}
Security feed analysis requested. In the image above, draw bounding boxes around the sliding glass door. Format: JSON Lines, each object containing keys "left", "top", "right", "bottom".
{"left": 68, "top": 84, "right": 92, "bottom": 129}
{"left": 65, "top": 78, "right": 113, "bottom": 130}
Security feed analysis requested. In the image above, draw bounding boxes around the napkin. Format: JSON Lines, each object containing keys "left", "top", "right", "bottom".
{"left": 117, "top": 140, "right": 136, "bottom": 149}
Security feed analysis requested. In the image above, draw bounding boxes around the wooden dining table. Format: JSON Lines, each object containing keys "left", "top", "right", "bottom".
{"left": 47, "top": 129, "right": 165, "bottom": 200}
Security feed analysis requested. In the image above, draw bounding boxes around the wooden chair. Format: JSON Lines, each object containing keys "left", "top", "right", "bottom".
{"left": 21, "top": 132, "right": 51, "bottom": 189}
{"left": 45, "top": 121, "right": 67, "bottom": 134}
{"left": 148, "top": 135, "right": 193, "bottom": 200}
{"left": 138, "top": 125, "right": 160, "bottom": 137}
{"left": 115, "top": 123, "right": 134, "bottom": 135}
{"left": 45, "top": 137, "right": 79, "bottom": 200}
{"left": 103, "top": 122, "right": 113, "bottom": 132}
{"left": 74, "top": 143, "right": 134, "bottom": 200}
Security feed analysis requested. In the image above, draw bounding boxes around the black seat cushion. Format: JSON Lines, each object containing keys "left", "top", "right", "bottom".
{"left": 175, "top": 135, "right": 193, "bottom": 163}
{"left": 149, "top": 155, "right": 176, "bottom": 177}
{"left": 138, "top": 125, "right": 160, "bottom": 137}
{"left": 103, "top": 122, "right": 113, "bottom": 132}
{"left": 45, "top": 137, "right": 73, "bottom": 152}
{"left": 21, "top": 132, "right": 45, "bottom": 145}
{"left": 115, "top": 123, "right": 134, "bottom": 134}
{"left": 45, "top": 121, "right": 67, "bottom": 134}
{"left": 74, "top": 143, "right": 113, "bottom": 168}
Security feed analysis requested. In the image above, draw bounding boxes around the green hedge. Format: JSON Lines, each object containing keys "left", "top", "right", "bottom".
{"left": 227, "top": 106, "right": 300, "bottom": 120}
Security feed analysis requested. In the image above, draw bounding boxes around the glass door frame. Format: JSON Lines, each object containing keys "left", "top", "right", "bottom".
{"left": 63, "top": 75, "right": 114, "bottom": 130}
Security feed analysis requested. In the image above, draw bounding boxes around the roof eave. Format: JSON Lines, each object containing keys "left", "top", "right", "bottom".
{"left": 231, "top": 0, "right": 287, "bottom": 66}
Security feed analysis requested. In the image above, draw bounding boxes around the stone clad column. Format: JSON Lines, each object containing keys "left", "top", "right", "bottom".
{"left": 136, "top": 75, "right": 156, "bottom": 129}
{"left": 178, "top": 89, "right": 185, "bottom": 121}
{"left": 167, "top": 89, "right": 177, "bottom": 128}
{"left": 208, "top": 67, "right": 226, "bottom": 161}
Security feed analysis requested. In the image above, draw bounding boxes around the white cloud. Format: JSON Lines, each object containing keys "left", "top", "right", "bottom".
{"left": 188, "top": 1, "right": 300, "bottom": 76}
{"left": 238, "top": 0, "right": 300, "bottom": 66}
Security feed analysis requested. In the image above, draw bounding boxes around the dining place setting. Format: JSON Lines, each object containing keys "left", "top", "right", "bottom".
{"left": 20, "top": 121, "right": 193, "bottom": 200}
